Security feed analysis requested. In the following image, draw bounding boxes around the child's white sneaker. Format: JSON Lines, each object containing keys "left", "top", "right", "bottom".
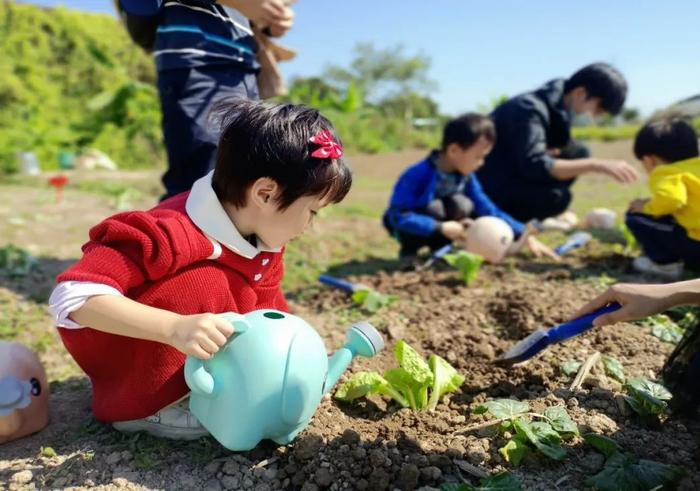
{"left": 112, "top": 398, "right": 208, "bottom": 440}
{"left": 632, "top": 256, "right": 683, "bottom": 280}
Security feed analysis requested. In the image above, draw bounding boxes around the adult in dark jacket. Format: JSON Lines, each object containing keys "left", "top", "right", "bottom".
{"left": 477, "top": 63, "right": 639, "bottom": 222}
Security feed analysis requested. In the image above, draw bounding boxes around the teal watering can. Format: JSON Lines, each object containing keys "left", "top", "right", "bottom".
{"left": 184, "top": 309, "right": 383, "bottom": 451}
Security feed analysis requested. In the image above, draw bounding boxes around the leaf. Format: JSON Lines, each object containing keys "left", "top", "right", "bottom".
{"left": 560, "top": 360, "right": 581, "bottom": 376}
{"left": 650, "top": 318, "right": 684, "bottom": 344}
{"left": 583, "top": 433, "right": 621, "bottom": 459}
{"left": 443, "top": 251, "right": 484, "bottom": 284}
{"left": 384, "top": 368, "right": 423, "bottom": 410}
{"left": 334, "top": 371, "right": 409, "bottom": 408}
{"left": 475, "top": 399, "right": 530, "bottom": 419}
{"left": 619, "top": 223, "right": 638, "bottom": 252}
{"left": 623, "top": 378, "right": 672, "bottom": 417}
{"left": 499, "top": 437, "right": 529, "bottom": 466}
{"left": 40, "top": 446, "right": 57, "bottom": 458}
{"left": 601, "top": 355, "right": 626, "bottom": 383}
{"left": 351, "top": 288, "right": 398, "bottom": 313}
{"left": 427, "top": 354, "right": 465, "bottom": 411}
{"left": 585, "top": 450, "right": 687, "bottom": 491}
{"left": 513, "top": 418, "right": 566, "bottom": 461}
{"left": 395, "top": 341, "right": 433, "bottom": 386}
{"left": 441, "top": 472, "right": 522, "bottom": 491}
{"left": 543, "top": 406, "right": 578, "bottom": 437}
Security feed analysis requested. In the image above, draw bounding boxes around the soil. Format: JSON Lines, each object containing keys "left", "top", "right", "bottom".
{"left": 2, "top": 252, "right": 699, "bottom": 490}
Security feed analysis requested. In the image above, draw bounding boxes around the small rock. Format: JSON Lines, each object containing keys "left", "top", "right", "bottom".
{"left": 221, "top": 475, "right": 240, "bottom": 490}
{"left": 368, "top": 468, "right": 391, "bottom": 490}
{"left": 427, "top": 454, "right": 451, "bottom": 468}
{"left": 369, "top": 449, "right": 388, "bottom": 467}
{"left": 222, "top": 460, "right": 241, "bottom": 475}
{"left": 315, "top": 467, "right": 334, "bottom": 487}
{"left": 205, "top": 461, "right": 222, "bottom": 474}
{"left": 263, "top": 468, "right": 277, "bottom": 481}
{"left": 353, "top": 447, "right": 367, "bottom": 459}
{"left": 52, "top": 477, "right": 68, "bottom": 488}
{"left": 243, "top": 477, "right": 254, "bottom": 488}
{"left": 356, "top": 479, "right": 369, "bottom": 490}
{"left": 106, "top": 451, "right": 122, "bottom": 465}
{"left": 475, "top": 342, "right": 495, "bottom": 359}
{"left": 394, "top": 463, "right": 419, "bottom": 490}
{"left": 11, "top": 470, "right": 33, "bottom": 485}
{"left": 420, "top": 466, "right": 442, "bottom": 482}
{"left": 341, "top": 429, "right": 360, "bottom": 445}
{"left": 204, "top": 478, "right": 222, "bottom": 491}
{"left": 301, "top": 483, "right": 320, "bottom": 491}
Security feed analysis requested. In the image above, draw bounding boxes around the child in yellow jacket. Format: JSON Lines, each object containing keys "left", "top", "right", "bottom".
{"left": 626, "top": 116, "right": 700, "bottom": 279}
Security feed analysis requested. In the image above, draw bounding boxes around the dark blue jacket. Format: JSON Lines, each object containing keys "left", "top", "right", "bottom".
{"left": 383, "top": 154, "right": 525, "bottom": 238}
{"left": 477, "top": 79, "right": 572, "bottom": 193}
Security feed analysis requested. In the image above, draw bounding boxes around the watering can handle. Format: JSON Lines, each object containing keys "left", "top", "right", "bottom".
{"left": 184, "top": 312, "right": 250, "bottom": 397}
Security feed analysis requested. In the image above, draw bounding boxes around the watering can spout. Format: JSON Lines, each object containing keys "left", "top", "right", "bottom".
{"left": 323, "top": 322, "right": 384, "bottom": 395}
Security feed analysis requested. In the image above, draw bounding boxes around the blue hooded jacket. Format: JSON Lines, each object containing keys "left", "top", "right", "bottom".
{"left": 383, "top": 153, "right": 525, "bottom": 238}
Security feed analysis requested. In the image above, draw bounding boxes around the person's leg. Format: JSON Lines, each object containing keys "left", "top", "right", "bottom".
{"left": 625, "top": 213, "right": 683, "bottom": 264}
{"left": 158, "top": 67, "right": 258, "bottom": 200}
{"left": 674, "top": 229, "right": 700, "bottom": 270}
{"left": 499, "top": 185, "right": 572, "bottom": 222}
{"left": 443, "top": 193, "right": 474, "bottom": 221}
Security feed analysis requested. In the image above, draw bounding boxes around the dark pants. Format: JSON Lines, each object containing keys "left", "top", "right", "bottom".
{"left": 157, "top": 66, "right": 259, "bottom": 200}
{"left": 490, "top": 140, "right": 590, "bottom": 222}
{"left": 386, "top": 194, "right": 474, "bottom": 257}
{"left": 625, "top": 212, "right": 700, "bottom": 267}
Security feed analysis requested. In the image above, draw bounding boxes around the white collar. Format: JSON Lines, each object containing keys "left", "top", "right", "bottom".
{"left": 185, "top": 171, "right": 281, "bottom": 259}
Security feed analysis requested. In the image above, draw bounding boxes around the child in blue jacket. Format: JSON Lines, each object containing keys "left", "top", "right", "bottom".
{"left": 383, "top": 113, "right": 556, "bottom": 260}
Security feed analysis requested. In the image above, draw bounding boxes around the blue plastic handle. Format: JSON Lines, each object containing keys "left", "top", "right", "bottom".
{"left": 319, "top": 275, "right": 358, "bottom": 293}
{"left": 547, "top": 303, "right": 621, "bottom": 344}
{"left": 555, "top": 232, "right": 592, "bottom": 256}
{"left": 432, "top": 244, "right": 454, "bottom": 260}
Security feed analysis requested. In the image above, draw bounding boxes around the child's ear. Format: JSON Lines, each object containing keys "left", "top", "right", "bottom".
{"left": 249, "top": 177, "right": 280, "bottom": 210}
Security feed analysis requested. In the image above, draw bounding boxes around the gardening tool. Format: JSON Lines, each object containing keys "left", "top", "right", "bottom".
{"left": 185, "top": 310, "right": 384, "bottom": 450}
{"left": 495, "top": 303, "right": 621, "bottom": 365}
{"left": 0, "top": 342, "right": 49, "bottom": 444}
{"left": 416, "top": 244, "right": 454, "bottom": 271}
{"left": 554, "top": 231, "right": 593, "bottom": 256}
{"left": 318, "top": 274, "right": 365, "bottom": 293}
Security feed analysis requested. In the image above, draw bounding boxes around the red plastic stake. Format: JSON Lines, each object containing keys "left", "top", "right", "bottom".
{"left": 48, "top": 175, "right": 69, "bottom": 204}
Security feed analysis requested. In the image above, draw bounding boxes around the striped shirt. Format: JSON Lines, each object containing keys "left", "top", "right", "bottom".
{"left": 153, "top": 1, "right": 258, "bottom": 72}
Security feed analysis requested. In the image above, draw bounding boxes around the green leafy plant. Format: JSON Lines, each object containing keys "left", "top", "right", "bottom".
{"left": 472, "top": 400, "right": 578, "bottom": 464}
{"left": 441, "top": 472, "right": 522, "bottom": 491}
{"left": 643, "top": 314, "right": 684, "bottom": 344}
{"left": 0, "top": 244, "right": 36, "bottom": 276}
{"left": 350, "top": 288, "right": 398, "bottom": 313}
{"left": 623, "top": 378, "right": 672, "bottom": 419}
{"left": 443, "top": 251, "right": 484, "bottom": 285}
{"left": 335, "top": 340, "right": 464, "bottom": 411}
{"left": 560, "top": 360, "right": 582, "bottom": 376}
{"left": 601, "top": 355, "right": 626, "bottom": 383}
{"left": 584, "top": 433, "right": 686, "bottom": 490}
{"left": 619, "top": 223, "right": 638, "bottom": 252}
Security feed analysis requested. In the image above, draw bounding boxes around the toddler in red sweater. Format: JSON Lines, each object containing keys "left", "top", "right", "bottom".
{"left": 49, "top": 101, "right": 352, "bottom": 439}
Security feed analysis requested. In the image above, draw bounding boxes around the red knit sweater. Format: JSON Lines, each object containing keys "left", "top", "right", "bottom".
{"left": 57, "top": 193, "right": 289, "bottom": 422}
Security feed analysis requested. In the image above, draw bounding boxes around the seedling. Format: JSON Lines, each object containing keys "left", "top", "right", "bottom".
{"left": 351, "top": 288, "right": 398, "bottom": 314}
{"left": 441, "top": 472, "right": 522, "bottom": 491}
{"left": 0, "top": 244, "right": 36, "bottom": 277}
{"left": 641, "top": 314, "right": 685, "bottom": 344}
{"left": 623, "top": 378, "right": 672, "bottom": 421}
{"left": 335, "top": 340, "right": 464, "bottom": 411}
{"left": 584, "top": 433, "right": 686, "bottom": 490}
{"left": 443, "top": 250, "right": 483, "bottom": 285}
{"left": 470, "top": 400, "right": 578, "bottom": 464}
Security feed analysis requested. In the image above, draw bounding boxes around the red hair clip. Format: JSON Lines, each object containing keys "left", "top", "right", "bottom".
{"left": 309, "top": 130, "right": 343, "bottom": 160}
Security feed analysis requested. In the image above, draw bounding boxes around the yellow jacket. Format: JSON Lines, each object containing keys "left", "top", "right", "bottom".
{"left": 643, "top": 156, "right": 700, "bottom": 240}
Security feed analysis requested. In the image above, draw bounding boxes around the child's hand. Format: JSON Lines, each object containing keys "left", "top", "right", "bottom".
{"left": 440, "top": 221, "right": 466, "bottom": 241}
{"left": 525, "top": 236, "right": 560, "bottom": 261}
{"left": 571, "top": 283, "right": 678, "bottom": 327}
{"left": 627, "top": 198, "right": 649, "bottom": 214}
{"left": 166, "top": 313, "right": 236, "bottom": 360}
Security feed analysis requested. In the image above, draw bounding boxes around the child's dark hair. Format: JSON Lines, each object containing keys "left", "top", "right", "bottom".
{"left": 564, "top": 63, "right": 627, "bottom": 116}
{"left": 633, "top": 115, "right": 699, "bottom": 162}
{"left": 441, "top": 113, "right": 495, "bottom": 151}
{"left": 212, "top": 100, "right": 352, "bottom": 210}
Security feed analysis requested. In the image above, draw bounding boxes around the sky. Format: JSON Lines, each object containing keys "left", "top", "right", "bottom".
{"left": 26, "top": 0, "right": 700, "bottom": 117}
